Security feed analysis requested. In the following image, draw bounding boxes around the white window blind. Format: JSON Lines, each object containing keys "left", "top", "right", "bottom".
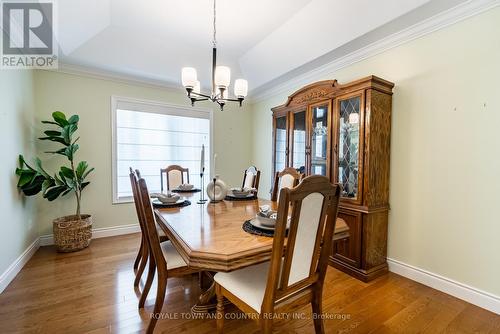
{"left": 112, "top": 97, "right": 211, "bottom": 203}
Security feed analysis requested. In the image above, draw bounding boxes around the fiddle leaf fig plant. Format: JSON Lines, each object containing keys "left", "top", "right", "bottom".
{"left": 16, "top": 111, "right": 94, "bottom": 220}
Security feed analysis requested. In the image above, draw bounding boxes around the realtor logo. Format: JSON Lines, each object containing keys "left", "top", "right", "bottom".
{"left": 1, "top": 0, "right": 57, "bottom": 69}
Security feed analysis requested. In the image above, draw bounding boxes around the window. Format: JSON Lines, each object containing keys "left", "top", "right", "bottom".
{"left": 111, "top": 96, "right": 212, "bottom": 203}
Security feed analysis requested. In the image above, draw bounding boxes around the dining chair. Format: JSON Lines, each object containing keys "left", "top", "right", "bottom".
{"left": 241, "top": 166, "right": 261, "bottom": 192}
{"left": 214, "top": 175, "right": 341, "bottom": 334}
{"left": 136, "top": 174, "right": 198, "bottom": 334}
{"left": 271, "top": 167, "right": 303, "bottom": 201}
{"left": 129, "top": 169, "right": 169, "bottom": 293}
{"left": 160, "top": 165, "right": 190, "bottom": 191}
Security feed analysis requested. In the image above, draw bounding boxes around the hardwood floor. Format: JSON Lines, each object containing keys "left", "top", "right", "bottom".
{"left": 0, "top": 234, "right": 498, "bottom": 334}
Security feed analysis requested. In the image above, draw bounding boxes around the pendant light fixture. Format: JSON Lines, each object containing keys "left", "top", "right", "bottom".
{"left": 181, "top": 0, "right": 248, "bottom": 110}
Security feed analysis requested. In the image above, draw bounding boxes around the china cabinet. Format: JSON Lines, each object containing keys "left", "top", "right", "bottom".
{"left": 271, "top": 75, "right": 394, "bottom": 281}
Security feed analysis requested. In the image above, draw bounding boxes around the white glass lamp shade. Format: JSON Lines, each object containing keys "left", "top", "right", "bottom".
{"left": 348, "top": 112, "right": 359, "bottom": 124}
{"left": 234, "top": 79, "right": 248, "bottom": 97}
{"left": 181, "top": 67, "right": 197, "bottom": 88}
{"left": 214, "top": 66, "right": 231, "bottom": 88}
{"left": 193, "top": 80, "right": 201, "bottom": 94}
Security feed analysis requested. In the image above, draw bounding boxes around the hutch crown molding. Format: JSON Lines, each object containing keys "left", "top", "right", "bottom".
{"left": 271, "top": 75, "right": 394, "bottom": 281}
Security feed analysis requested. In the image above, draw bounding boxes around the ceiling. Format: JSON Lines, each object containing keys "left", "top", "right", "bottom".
{"left": 55, "top": 0, "right": 470, "bottom": 93}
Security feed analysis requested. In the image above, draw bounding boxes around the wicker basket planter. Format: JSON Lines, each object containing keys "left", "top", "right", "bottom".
{"left": 53, "top": 214, "right": 92, "bottom": 252}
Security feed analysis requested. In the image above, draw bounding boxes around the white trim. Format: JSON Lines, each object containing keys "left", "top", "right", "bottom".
{"left": 110, "top": 96, "right": 213, "bottom": 204}
{"left": 46, "top": 63, "right": 184, "bottom": 93}
{"left": 388, "top": 257, "right": 500, "bottom": 315}
{"left": 39, "top": 223, "right": 141, "bottom": 246}
{"left": 3, "top": 232, "right": 500, "bottom": 317}
{"left": 250, "top": 0, "right": 500, "bottom": 103}
{"left": 39, "top": 1, "right": 498, "bottom": 103}
{"left": 0, "top": 238, "right": 40, "bottom": 294}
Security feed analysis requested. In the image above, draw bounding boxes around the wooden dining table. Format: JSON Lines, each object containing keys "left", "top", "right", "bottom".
{"left": 154, "top": 192, "right": 349, "bottom": 312}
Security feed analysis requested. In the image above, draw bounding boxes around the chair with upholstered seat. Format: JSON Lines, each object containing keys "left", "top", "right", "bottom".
{"left": 160, "top": 165, "right": 190, "bottom": 191}
{"left": 214, "top": 175, "right": 341, "bottom": 334}
{"left": 270, "top": 167, "right": 303, "bottom": 201}
{"left": 241, "top": 166, "right": 261, "bottom": 192}
{"left": 135, "top": 173, "right": 198, "bottom": 334}
{"left": 130, "top": 169, "right": 170, "bottom": 293}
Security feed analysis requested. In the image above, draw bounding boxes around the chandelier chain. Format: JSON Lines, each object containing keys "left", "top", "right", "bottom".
{"left": 213, "top": 0, "right": 217, "bottom": 47}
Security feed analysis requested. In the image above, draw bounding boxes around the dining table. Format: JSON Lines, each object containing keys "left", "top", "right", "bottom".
{"left": 154, "top": 192, "right": 349, "bottom": 313}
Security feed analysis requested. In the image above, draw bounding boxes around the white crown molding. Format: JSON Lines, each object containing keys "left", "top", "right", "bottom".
{"left": 43, "top": 63, "right": 185, "bottom": 94}
{"left": 388, "top": 258, "right": 500, "bottom": 315}
{"left": 249, "top": 0, "right": 500, "bottom": 104}
{"left": 39, "top": 223, "right": 141, "bottom": 246}
{"left": 0, "top": 238, "right": 40, "bottom": 294}
{"left": 34, "top": 1, "right": 498, "bottom": 104}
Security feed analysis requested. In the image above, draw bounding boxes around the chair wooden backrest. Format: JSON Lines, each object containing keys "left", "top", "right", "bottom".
{"left": 241, "top": 166, "right": 261, "bottom": 191}
{"left": 129, "top": 168, "right": 148, "bottom": 240}
{"left": 160, "top": 165, "right": 190, "bottom": 191}
{"left": 271, "top": 167, "right": 303, "bottom": 201}
{"left": 262, "top": 175, "right": 341, "bottom": 314}
{"left": 136, "top": 174, "right": 168, "bottom": 273}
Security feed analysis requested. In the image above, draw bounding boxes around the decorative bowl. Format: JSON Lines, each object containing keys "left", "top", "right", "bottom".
{"left": 178, "top": 184, "right": 194, "bottom": 191}
{"left": 256, "top": 210, "right": 278, "bottom": 227}
{"left": 157, "top": 193, "right": 181, "bottom": 204}
{"left": 231, "top": 187, "right": 252, "bottom": 198}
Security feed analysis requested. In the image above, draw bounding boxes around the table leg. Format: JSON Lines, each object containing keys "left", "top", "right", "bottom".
{"left": 191, "top": 271, "right": 230, "bottom": 314}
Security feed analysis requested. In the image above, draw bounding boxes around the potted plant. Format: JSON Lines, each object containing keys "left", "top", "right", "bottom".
{"left": 16, "top": 111, "right": 94, "bottom": 252}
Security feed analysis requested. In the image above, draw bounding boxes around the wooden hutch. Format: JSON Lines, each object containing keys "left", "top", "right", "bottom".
{"left": 271, "top": 75, "right": 394, "bottom": 281}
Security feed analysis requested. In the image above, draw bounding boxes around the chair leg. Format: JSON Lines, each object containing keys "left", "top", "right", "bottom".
{"left": 134, "top": 242, "right": 149, "bottom": 287}
{"left": 138, "top": 255, "right": 156, "bottom": 309}
{"left": 216, "top": 283, "right": 224, "bottom": 334}
{"left": 311, "top": 287, "right": 325, "bottom": 334}
{"left": 133, "top": 238, "right": 143, "bottom": 271}
{"left": 146, "top": 270, "right": 167, "bottom": 334}
{"left": 261, "top": 317, "right": 273, "bottom": 334}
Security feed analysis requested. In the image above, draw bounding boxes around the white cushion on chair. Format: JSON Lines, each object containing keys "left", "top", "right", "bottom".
{"left": 161, "top": 241, "right": 187, "bottom": 270}
{"left": 288, "top": 192, "right": 324, "bottom": 285}
{"left": 278, "top": 173, "right": 296, "bottom": 201}
{"left": 243, "top": 174, "right": 255, "bottom": 189}
{"left": 156, "top": 226, "right": 167, "bottom": 237}
{"left": 168, "top": 170, "right": 183, "bottom": 190}
{"left": 214, "top": 262, "right": 269, "bottom": 312}
{"left": 280, "top": 173, "right": 295, "bottom": 190}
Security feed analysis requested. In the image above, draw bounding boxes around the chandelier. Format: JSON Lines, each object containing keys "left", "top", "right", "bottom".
{"left": 181, "top": 0, "right": 248, "bottom": 110}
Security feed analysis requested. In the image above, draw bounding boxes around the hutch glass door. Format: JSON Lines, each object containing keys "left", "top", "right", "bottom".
{"left": 290, "top": 111, "right": 306, "bottom": 174}
{"left": 337, "top": 96, "right": 361, "bottom": 200}
{"left": 274, "top": 115, "right": 287, "bottom": 174}
{"left": 310, "top": 103, "right": 330, "bottom": 176}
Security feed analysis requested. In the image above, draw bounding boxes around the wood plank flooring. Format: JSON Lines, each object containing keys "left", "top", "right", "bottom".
{"left": 0, "top": 233, "right": 498, "bottom": 333}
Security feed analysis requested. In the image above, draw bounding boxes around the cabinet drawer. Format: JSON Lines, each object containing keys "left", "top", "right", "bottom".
{"left": 331, "top": 209, "right": 362, "bottom": 268}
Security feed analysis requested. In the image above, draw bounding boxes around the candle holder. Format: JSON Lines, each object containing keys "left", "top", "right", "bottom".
{"left": 197, "top": 170, "right": 207, "bottom": 204}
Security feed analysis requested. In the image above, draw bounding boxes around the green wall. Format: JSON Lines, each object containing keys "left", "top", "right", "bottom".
{"left": 0, "top": 70, "right": 38, "bottom": 280}
{"left": 34, "top": 71, "right": 253, "bottom": 236}
{"left": 250, "top": 7, "right": 500, "bottom": 296}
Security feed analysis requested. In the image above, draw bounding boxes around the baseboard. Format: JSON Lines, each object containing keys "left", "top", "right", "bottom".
{"left": 1, "top": 224, "right": 141, "bottom": 294}
{"left": 0, "top": 238, "right": 40, "bottom": 294}
{"left": 5, "top": 231, "right": 499, "bottom": 317}
{"left": 39, "top": 223, "right": 141, "bottom": 246}
{"left": 387, "top": 257, "right": 500, "bottom": 315}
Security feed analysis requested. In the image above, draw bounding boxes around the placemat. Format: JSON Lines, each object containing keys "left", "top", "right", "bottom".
{"left": 225, "top": 195, "right": 257, "bottom": 201}
{"left": 171, "top": 189, "right": 201, "bottom": 193}
{"left": 153, "top": 200, "right": 191, "bottom": 208}
{"left": 242, "top": 220, "right": 274, "bottom": 237}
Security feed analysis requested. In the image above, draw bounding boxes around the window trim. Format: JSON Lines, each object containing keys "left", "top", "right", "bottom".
{"left": 111, "top": 95, "right": 213, "bottom": 204}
